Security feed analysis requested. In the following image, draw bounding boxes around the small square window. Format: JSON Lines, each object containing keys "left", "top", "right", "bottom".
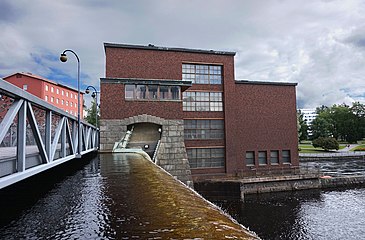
{"left": 246, "top": 151, "right": 255, "bottom": 166}
{"left": 258, "top": 151, "right": 267, "bottom": 165}
{"left": 282, "top": 150, "right": 291, "bottom": 163}
{"left": 270, "top": 150, "right": 279, "bottom": 164}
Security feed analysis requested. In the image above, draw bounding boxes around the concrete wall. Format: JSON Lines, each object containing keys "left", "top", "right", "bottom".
{"left": 99, "top": 114, "right": 192, "bottom": 185}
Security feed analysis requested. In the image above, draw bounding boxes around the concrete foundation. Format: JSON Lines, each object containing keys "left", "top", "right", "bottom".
{"left": 100, "top": 114, "right": 193, "bottom": 186}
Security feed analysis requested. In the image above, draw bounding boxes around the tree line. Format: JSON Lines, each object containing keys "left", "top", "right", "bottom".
{"left": 298, "top": 102, "right": 365, "bottom": 144}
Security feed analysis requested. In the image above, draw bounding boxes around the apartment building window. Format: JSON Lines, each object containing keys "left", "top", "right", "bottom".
{"left": 62, "top": 90, "right": 64, "bottom": 96}
{"left": 184, "top": 119, "right": 224, "bottom": 139}
{"left": 182, "top": 63, "right": 222, "bottom": 84}
{"left": 45, "top": 95, "right": 48, "bottom": 101}
{"left": 66, "top": 101, "right": 69, "bottom": 106}
{"left": 258, "top": 151, "right": 267, "bottom": 165}
{"left": 282, "top": 150, "right": 291, "bottom": 163}
{"left": 187, "top": 148, "right": 225, "bottom": 168}
{"left": 183, "top": 91, "right": 223, "bottom": 111}
{"left": 45, "top": 85, "right": 49, "bottom": 91}
{"left": 56, "top": 98, "right": 59, "bottom": 104}
{"left": 22, "top": 84, "right": 28, "bottom": 91}
{"left": 56, "top": 89, "right": 59, "bottom": 94}
{"left": 125, "top": 84, "right": 181, "bottom": 101}
{"left": 270, "top": 150, "right": 279, "bottom": 164}
{"left": 70, "top": 93, "right": 73, "bottom": 99}
{"left": 62, "top": 100, "right": 64, "bottom": 105}
{"left": 246, "top": 151, "right": 255, "bottom": 166}
{"left": 51, "top": 97, "right": 54, "bottom": 102}
{"left": 66, "top": 92, "right": 69, "bottom": 97}
{"left": 70, "top": 102, "right": 73, "bottom": 107}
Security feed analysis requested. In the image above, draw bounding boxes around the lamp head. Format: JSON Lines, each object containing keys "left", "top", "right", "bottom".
{"left": 91, "top": 92, "right": 96, "bottom": 98}
{"left": 85, "top": 88, "right": 90, "bottom": 94}
{"left": 60, "top": 53, "right": 68, "bottom": 62}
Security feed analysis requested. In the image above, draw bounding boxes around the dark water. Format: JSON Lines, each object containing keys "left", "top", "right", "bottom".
{"left": 300, "top": 158, "right": 365, "bottom": 176}
{"left": 214, "top": 188, "right": 365, "bottom": 240}
{"left": 0, "top": 153, "right": 256, "bottom": 239}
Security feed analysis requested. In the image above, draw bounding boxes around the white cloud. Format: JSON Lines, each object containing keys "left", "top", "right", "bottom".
{"left": 1, "top": 0, "right": 365, "bottom": 108}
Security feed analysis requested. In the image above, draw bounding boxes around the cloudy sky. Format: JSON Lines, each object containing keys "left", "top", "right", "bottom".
{"left": 1, "top": 0, "right": 365, "bottom": 108}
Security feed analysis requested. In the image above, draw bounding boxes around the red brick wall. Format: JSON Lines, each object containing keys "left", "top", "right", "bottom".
{"left": 100, "top": 83, "right": 183, "bottom": 119}
{"left": 102, "top": 47, "right": 235, "bottom": 121}
{"left": 224, "top": 83, "right": 299, "bottom": 174}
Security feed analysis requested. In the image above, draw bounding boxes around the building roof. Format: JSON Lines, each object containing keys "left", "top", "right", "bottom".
{"left": 235, "top": 80, "right": 297, "bottom": 86}
{"left": 3, "top": 72, "right": 84, "bottom": 94}
{"left": 104, "top": 43, "right": 236, "bottom": 56}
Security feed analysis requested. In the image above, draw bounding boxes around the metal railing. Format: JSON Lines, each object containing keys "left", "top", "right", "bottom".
{"left": 0, "top": 79, "right": 99, "bottom": 189}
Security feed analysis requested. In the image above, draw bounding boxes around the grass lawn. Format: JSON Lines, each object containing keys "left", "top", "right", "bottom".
{"left": 351, "top": 145, "right": 365, "bottom": 151}
{"left": 299, "top": 142, "right": 346, "bottom": 153}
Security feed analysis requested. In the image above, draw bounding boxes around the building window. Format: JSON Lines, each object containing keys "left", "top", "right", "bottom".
{"left": 51, "top": 97, "right": 54, "bottom": 102}
{"left": 62, "top": 100, "right": 64, "bottom": 105}
{"left": 124, "top": 84, "right": 181, "bottom": 101}
{"left": 62, "top": 90, "right": 64, "bottom": 96}
{"left": 23, "top": 84, "right": 28, "bottom": 91}
{"left": 187, "top": 148, "right": 225, "bottom": 169}
{"left": 70, "top": 93, "right": 73, "bottom": 99}
{"left": 270, "top": 150, "right": 279, "bottom": 164}
{"left": 56, "top": 89, "right": 59, "bottom": 94}
{"left": 45, "top": 85, "right": 49, "bottom": 91}
{"left": 246, "top": 151, "right": 255, "bottom": 166}
{"left": 66, "top": 92, "right": 69, "bottom": 97}
{"left": 182, "top": 63, "right": 222, "bottom": 84}
{"left": 183, "top": 91, "right": 223, "bottom": 111}
{"left": 184, "top": 119, "right": 224, "bottom": 139}
{"left": 66, "top": 101, "right": 69, "bottom": 106}
{"left": 45, "top": 95, "right": 48, "bottom": 101}
{"left": 125, "top": 85, "right": 134, "bottom": 99}
{"left": 160, "top": 86, "right": 169, "bottom": 99}
{"left": 258, "top": 151, "right": 267, "bottom": 165}
{"left": 148, "top": 85, "right": 158, "bottom": 100}
{"left": 282, "top": 150, "right": 291, "bottom": 163}
{"left": 51, "top": 87, "right": 54, "bottom": 93}
{"left": 56, "top": 98, "right": 59, "bottom": 104}
{"left": 70, "top": 102, "right": 73, "bottom": 107}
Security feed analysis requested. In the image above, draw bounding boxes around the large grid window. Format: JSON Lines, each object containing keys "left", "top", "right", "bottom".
{"left": 187, "top": 148, "right": 225, "bottom": 168}
{"left": 182, "top": 64, "right": 222, "bottom": 84}
{"left": 125, "top": 84, "right": 181, "bottom": 101}
{"left": 184, "top": 119, "right": 224, "bottom": 139}
{"left": 183, "top": 91, "right": 223, "bottom": 111}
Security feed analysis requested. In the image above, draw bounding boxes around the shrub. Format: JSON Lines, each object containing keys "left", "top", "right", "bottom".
{"left": 312, "top": 137, "right": 339, "bottom": 151}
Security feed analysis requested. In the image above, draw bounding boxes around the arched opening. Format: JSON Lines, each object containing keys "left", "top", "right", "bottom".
{"left": 127, "top": 122, "right": 162, "bottom": 158}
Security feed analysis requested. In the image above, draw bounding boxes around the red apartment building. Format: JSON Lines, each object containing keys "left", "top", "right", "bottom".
{"left": 3, "top": 72, "right": 84, "bottom": 118}
{"left": 100, "top": 43, "right": 298, "bottom": 183}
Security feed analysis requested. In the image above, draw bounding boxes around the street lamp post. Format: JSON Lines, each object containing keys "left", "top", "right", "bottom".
{"left": 60, "top": 49, "right": 82, "bottom": 158}
{"left": 85, "top": 85, "right": 99, "bottom": 127}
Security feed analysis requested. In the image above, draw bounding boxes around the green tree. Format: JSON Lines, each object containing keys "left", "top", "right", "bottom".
{"left": 312, "top": 137, "right": 339, "bottom": 151}
{"left": 85, "top": 99, "right": 99, "bottom": 127}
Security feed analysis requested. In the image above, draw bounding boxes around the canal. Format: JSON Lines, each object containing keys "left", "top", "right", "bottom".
{"left": 0, "top": 153, "right": 256, "bottom": 239}
{"left": 1, "top": 154, "right": 364, "bottom": 239}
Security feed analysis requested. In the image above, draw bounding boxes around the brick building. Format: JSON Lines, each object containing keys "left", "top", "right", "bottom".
{"left": 100, "top": 43, "right": 298, "bottom": 183}
{"left": 3, "top": 72, "right": 84, "bottom": 117}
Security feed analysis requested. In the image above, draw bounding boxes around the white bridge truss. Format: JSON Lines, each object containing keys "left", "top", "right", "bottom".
{"left": 0, "top": 79, "right": 99, "bottom": 189}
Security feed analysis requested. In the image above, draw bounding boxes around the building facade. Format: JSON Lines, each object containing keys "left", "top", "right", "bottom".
{"left": 299, "top": 108, "right": 317, "bottom": 125}
{"left": 3, "top": 72, "right": 84, "bottom": 117}
{"left": 100, "top": 43, "right": 298, "bottom": 183}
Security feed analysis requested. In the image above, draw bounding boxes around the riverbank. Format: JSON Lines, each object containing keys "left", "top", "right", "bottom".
{"left": 195, "top": 174, "right": 365, "bottom": 200}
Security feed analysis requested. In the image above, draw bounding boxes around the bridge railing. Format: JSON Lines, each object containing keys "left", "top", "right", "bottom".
{"left": 0, "top": 79, "right": 99, "bottom": 189}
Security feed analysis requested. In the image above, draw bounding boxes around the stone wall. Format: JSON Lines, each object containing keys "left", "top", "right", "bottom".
{"left": 100, "top": 114, "right": 192, "bottom": 186}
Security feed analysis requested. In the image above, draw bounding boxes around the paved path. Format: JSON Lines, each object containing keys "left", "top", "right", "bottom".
{"left": 338, "top": 144, "right": 359, "bottom": 152}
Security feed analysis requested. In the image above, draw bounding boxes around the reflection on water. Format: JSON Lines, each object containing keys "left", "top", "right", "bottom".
{"left": 0, "top": 153, "right": 257, "bottom": 239}
{"left": 214, "top": 188, "right": 365, "bottom": 240}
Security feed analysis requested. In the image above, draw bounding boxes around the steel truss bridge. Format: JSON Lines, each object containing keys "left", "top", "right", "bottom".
{"left": 0, "top": 80, "right": 99, "bottom": 189}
